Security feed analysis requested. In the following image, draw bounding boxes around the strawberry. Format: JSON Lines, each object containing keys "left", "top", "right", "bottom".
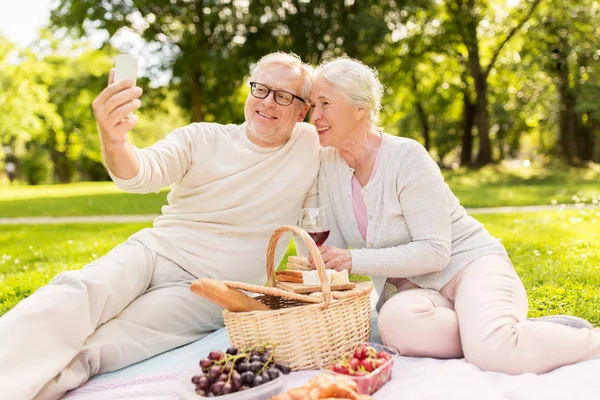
{"left": 348, "top": 357, "right": 360, "bottom": 370}
{"left": 360, "top": 358, "right": 375, "bottom": 372}
{"left": 354, "top": 344, "right": 367, "bottom": 360}
{"left": 332, "top": 363, "right": 350, "bottom": 375}
{"left": 377, "top": 351, "right": 391, "bottom": 361}
{"left": 375, "top": 358, "right": 387, "bottom": 369}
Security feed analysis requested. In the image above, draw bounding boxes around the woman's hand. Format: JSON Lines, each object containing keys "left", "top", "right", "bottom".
{"left": 308, "top": 245, "right": 352, "bottom": 272}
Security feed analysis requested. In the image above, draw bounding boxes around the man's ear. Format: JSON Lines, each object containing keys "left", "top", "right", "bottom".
{"left": 297, "top": 103, "right": 310, "bottom": 122}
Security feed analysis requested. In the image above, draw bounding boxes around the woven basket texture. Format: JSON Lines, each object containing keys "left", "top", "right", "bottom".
{"left": 223, "top": 225, "right": 371, "bottom": 371}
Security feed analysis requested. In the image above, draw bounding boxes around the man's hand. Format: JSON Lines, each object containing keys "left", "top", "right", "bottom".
{"left": 92, "top": 69, "right": 143, "bottom": 149}
{"left": 91, "top": 69, "right": 143, "bottom": 179}
{"left": 308, "top": 245, "right": 352, "bottom": 273}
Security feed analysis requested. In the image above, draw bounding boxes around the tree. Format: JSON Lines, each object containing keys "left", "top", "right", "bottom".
{"left": 0, "top": 36, "right": 62, "bottom": 179}
{"left": 50, "top": 0, "right": 291, "bottom": 123}
{"left": 527, "top": 0, "right": 600, "bottom": 163}
{"left": 444, "top": 0, "right": 542, "bottom": 165}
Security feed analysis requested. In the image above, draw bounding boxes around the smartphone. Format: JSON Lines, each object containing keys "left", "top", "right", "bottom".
{"left": 114, "top": 54, "right": 138, "bottom": 84}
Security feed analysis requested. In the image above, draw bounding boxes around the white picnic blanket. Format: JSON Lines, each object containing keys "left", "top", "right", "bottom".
{"left": 63, "top": 352, "right": 600, "bottom": 400}
{"left": 63, "top": 294, "right": 600, "bottom": 400}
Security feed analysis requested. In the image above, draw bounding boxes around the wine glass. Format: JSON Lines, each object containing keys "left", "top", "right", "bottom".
{"left": 297, "top": 208, "right": 330, "bottom": 246}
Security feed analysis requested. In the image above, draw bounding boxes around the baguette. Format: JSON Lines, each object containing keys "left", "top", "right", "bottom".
{"left": 190, "top": 278, "right": 270, "bottom": 312}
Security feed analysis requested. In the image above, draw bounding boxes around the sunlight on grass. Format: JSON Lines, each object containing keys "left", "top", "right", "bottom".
{"left": 475, "top": 209, "right": 600, "bottom": 323}
{"left": 0, "top": 223, "right": 150, "bottom": 314}
{"left": 443, "top": 162, "right": 600, "bottom": 208}
{"left": 0, "top": 182, "right": 127, "bottom": 201}
{"left": 1, "top": 209, "right": 598, "bottom": 324}
{"left": 1, "top": 163, "right": 598, "bottom": 217}
{"left": 0, "top": 184, "right": 170, "bottom": 217}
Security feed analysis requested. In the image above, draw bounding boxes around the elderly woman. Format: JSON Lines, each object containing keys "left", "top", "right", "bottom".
{"left": 308, "top": 56, "right": 600, "bottom": 374}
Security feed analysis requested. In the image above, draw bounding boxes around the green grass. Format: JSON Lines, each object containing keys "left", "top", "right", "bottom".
{"left": 0, "top": 163, "right": 598, "bottom": 217}
{"left": 0, "top": 223, "right": 150, "bottom": 315}
{"left": 475, "top": 209, "right": 600, "bottom": 323}
{"left": 2, "top": 209, "right": 599, "bottom": 324}
{"left": 444, "top": 162, "right": 600, "bottom": 208}
{"left": 0, "top": 182, "right": 168, "bottom": 217}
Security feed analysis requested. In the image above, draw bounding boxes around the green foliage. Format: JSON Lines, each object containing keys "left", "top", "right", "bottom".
{"left": 131, "top": 89, "right": 188, "bottom": 148}
{"left": 1, "top": 0, "right": 599, "bottom": 182}
{"left": 0, "top": 36, "right": 63, "bottom": 158}
{"left": 21, "top": 145, "right": 53, "bottom": 185}
{"left": 0, "top": 31, "right": 193, "bottom": 184}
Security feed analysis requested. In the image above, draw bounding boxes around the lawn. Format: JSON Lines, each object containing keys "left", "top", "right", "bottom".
{"left": 0, "top": 182, "right": 168, "bottom": 217}
{"left": 444, "top": 161, "right": 600, "bottom": 208}
{"left": 0, "top": 162, "right": 598, "bottom": 217}
{"left": 1, "top": 209, "right": 599, "bottom": 324}
{"left": 0, "top": 222, "right": 150, "bottom": 315}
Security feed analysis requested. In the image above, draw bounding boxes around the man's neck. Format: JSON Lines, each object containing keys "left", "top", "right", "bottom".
{"left": 245, "top": 129, "right": 289, "bottom": 148}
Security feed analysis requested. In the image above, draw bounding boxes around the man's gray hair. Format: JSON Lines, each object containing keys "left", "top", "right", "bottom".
{"left": 314, "top": 57, "right": 384, "bottom": 129}
{"left": 249, "top": 52, "right": 314, "bottom": 101}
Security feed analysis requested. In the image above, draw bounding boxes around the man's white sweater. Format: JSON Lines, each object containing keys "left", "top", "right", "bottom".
{"left": 109, "top": 122, "right": 319, "bottom": 286}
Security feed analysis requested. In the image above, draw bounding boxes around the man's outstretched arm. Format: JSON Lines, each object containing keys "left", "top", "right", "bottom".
{"left": 92, "top": 68, "right": 143, "bottom": 180}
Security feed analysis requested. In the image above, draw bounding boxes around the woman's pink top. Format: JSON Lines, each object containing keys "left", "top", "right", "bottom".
{"left": 351, "top": 143, "right": 383, "bottom": 240}
{"left": 351, "top": 140, "right": 409, "bottom": 288}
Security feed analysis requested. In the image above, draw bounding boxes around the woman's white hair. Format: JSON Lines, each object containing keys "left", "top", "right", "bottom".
{"left": 249, "top": 52, "right": 314, "bottom": 101}
{"left": 314, "top": 56, "right": 384, "bottom": 129}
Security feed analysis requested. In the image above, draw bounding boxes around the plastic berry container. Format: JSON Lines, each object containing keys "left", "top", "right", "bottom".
{"left": 179, "top": 369, "right": 285, "bottom": 400}
{"left": 324, "top": 342, "right": 398, "bottom": 395}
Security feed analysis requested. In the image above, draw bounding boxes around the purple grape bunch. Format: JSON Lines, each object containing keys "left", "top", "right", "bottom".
{"left": 191, "top": 344, "right": 291, "bottom": 397}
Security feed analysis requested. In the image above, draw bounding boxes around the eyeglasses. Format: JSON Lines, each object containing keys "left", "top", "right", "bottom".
{"left": 249, "top": 82, "right": 306, "bottom": 106}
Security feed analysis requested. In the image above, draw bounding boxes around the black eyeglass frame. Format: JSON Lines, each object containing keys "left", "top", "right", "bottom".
{"left": 249, "top": 81, "right": 307, "bottom": 106}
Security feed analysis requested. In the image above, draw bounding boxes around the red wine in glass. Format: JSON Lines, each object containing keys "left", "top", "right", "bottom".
{"left": 298, "top": 208, "right": 329, "bottom": 246}
{"left": 306, "top": 230, "right": 330, "bottom": 246}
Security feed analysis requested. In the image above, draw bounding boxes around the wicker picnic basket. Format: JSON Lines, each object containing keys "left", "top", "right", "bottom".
{"left": 222, "top": 225, "right": 372, "bottom": 371}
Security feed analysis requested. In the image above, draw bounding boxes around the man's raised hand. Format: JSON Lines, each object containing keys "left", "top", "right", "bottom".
{"left": 92, "top": 68, "right": 143, "bottom": 149}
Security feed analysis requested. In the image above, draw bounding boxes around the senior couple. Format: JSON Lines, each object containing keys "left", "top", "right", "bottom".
{"left": 1, "top": 52, "right": 599, "bottom": 399}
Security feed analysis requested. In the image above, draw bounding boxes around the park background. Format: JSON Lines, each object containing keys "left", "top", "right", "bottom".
{"left": 0, "top": 0, "right": 599, "bottom": 323}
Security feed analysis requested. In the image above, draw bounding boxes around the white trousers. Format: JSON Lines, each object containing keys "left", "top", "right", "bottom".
{"left": 0, "top": 240, "right": 224, "bottom": 400}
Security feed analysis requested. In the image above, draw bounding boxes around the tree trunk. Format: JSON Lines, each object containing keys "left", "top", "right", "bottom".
{"left": 577, "top": 113, "right": 594, "bottom": 161}
{"left": 191, "top": 68, "right": 203, "bottom": 122}
{"left": 467, "top": 46, "right": 492, "bottom": 165}
{"left": 416, "top": 102, "right": 430, "bottom": 151}
{"left": 460, "top": 0, "right": 492, "bottom": 166}
{"left": 455, "top": 0, "right": 541, "bottom": 166}
{"left": 594, "top": 128, "right": 600, "bottom": 163}
{"left": 460, "top": 88, "right": 476, "bottom": 166}
{"left": 411, "top": 73, "right": 430, "bottom": 150}
{"left": 557, "top": 59, "right": 577, "bottom": 164}
{"left": 47, "top": 130, "right": 71, "bottom": 183}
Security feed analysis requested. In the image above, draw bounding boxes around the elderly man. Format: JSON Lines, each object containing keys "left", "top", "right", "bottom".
{"left": 0, "top": 52, "right": 319, "bottom": 400}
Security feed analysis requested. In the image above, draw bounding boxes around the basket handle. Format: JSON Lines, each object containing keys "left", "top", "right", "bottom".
{"left": 266, "top": 225, "right": 332, "bottom": 308}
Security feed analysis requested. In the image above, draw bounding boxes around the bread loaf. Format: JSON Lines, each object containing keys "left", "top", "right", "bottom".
{"left": 190, "top": 278, "right": 270, "bottom": 312}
